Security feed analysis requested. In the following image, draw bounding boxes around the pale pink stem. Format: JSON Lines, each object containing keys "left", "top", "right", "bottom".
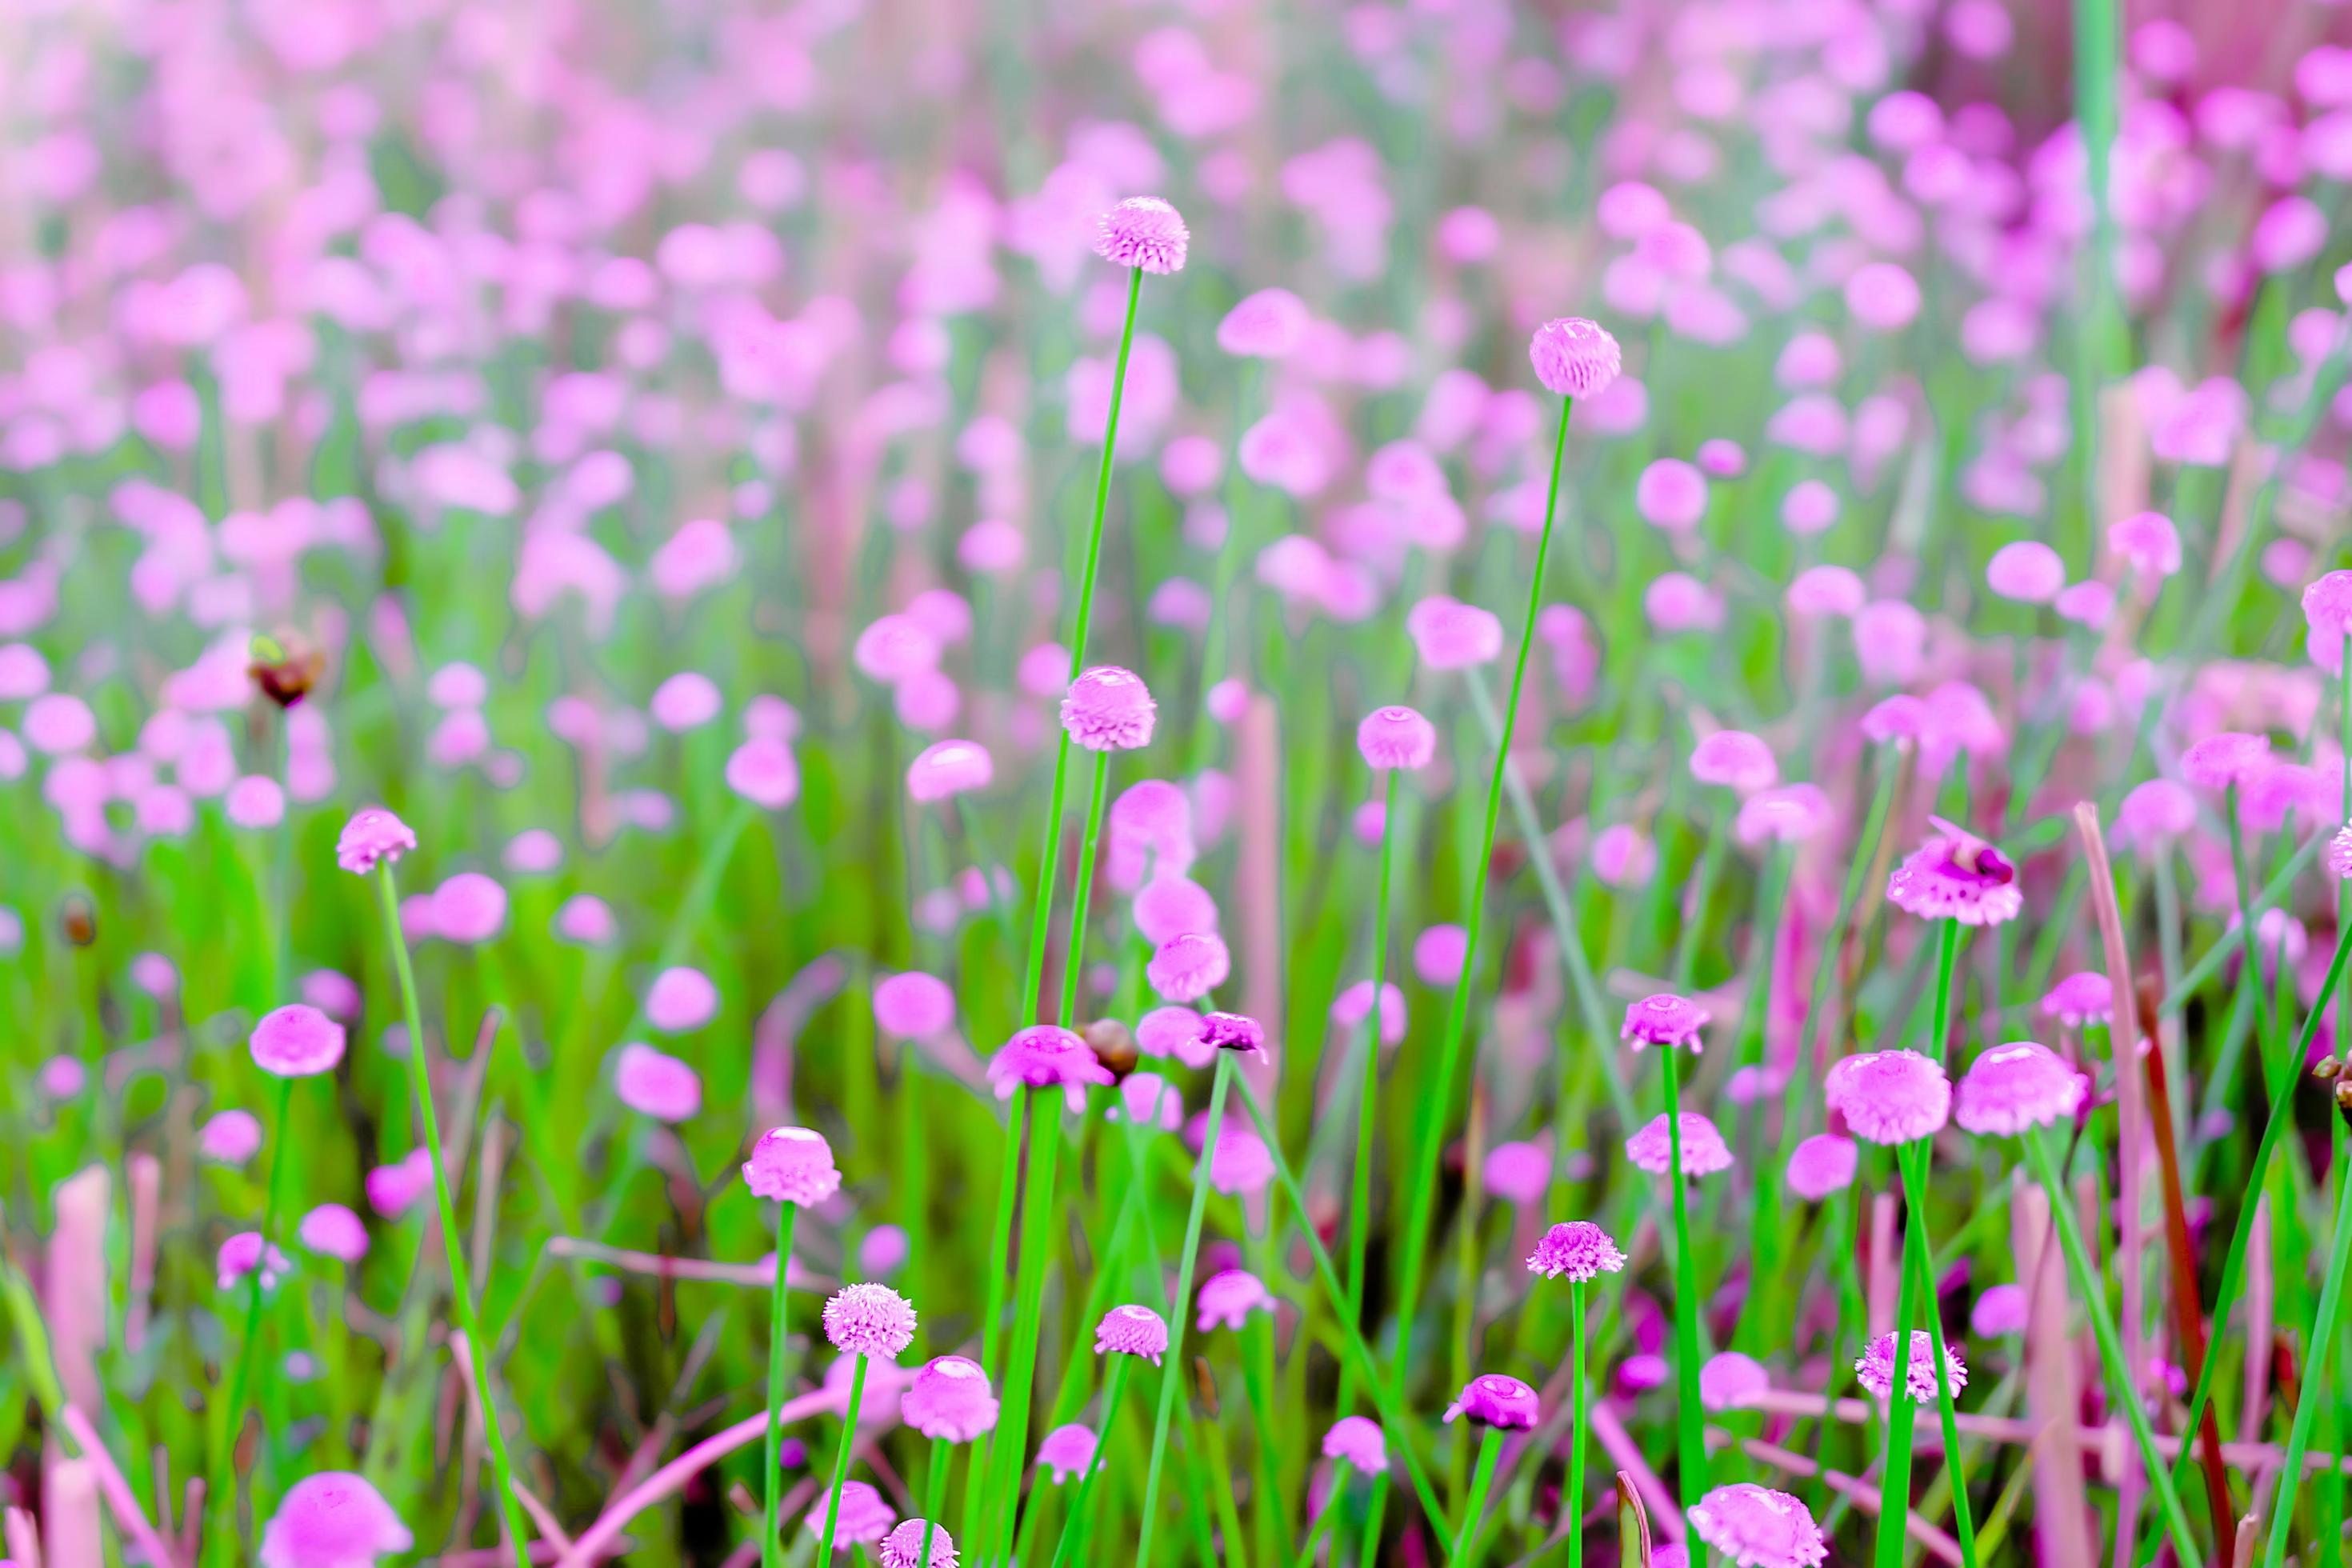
{"left": 6, "top": 1504, "right": 46, "bottom": 1568}
{"left": 1723, "top": 1434, "right": 1962, "bottom": 1567}
{"left": 47, "top": 1166, "right": 110, "bottom": 1414}
{"left": 1867, "top": 1190, "right": 1897, "bottom": 1334}
{"left": 553, "top": 1386, "right": 851, "bottom": 1568}
{"left": 126, "top": 1154, "right": 160, "bottom": 1356}
{"left": 546, "top": 1237, "right": 815, "bottom": 1289}
{"left": 1238, "top": 694, "right": 1282, "bottom": 1064}
{"left": 60, "top": 1407, "right": 178, "bottom": 1568}
{"left": 2017, "top": 1173, "right": 2096, "bottom": 1568}
{"left": 448, "top": 1335, "right": 571, "bottom": 1553}
{"left": 41, "top": 1458, "right": 102, "bottom": 1568}
{"left": 434, "top": 1542, "right": 578, "bottom": 1566}
{"left": 1586, "top": 1399, "right": 1682, "bottom": 1542}
{"left": 2242, "top": 1194, "right": 2273, "bottom": 1445}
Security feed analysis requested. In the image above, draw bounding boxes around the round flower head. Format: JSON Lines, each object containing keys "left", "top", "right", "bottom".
{"left": 1134, "top": 876, "right": 1219, "bottom": 947}
{"left": 1687, "top": 1482, "right": 1829, "bottom": 1568}
{"left": 1406, "top": 595, "right": 1504, "bottom": 669}
{"left": 1358, "top": 706, "right": 1438, "bottom": 770}
{"left": 902, "top": 1356, "right": 999, "bottom": 1442}
{"left": 430, "top": 874, "right": 506, "bottom": 943}
{"left": 202, "top": 1110, "right": 263, "bottom": 1165}
{"left": 1095, "top": 1303, "right": 1170, "bottom": 1362}
{"left": 1622, "top": 994, "right": 1708, "bottom": 1050}
{"left": 804, "top": 1481, "right": 893, "bottom": 1546}
{"left": 1529, "top": 318, "right": 1622, "bottom": 398}
{"left": 874, "top": 971, "right": 956, "bottom": 1038}
{"left": 1785, "top": 1134, "right": 1858, "bottom": 1200}
{"left": 878, "top": 1518, "right": 957, "bottom": 1568}
{"left": 1690, "top": 730, "right": 1777, "bottom": 792}
{"left": 616, "top": 1043, "right": 702, "bottom": 1122}
{"left": 908, "top": 739, "right": 993, "bottom": 802}
{"left": 742, "top": 1126, "right": 843, "bottom": 1206}
{"left": 2042, "top": 972, "right": 2115, "bottom": 1027}
{"left": 1322, "top": 1414, "right": 1388, "bottom": 1474}
{"left": 250, "top": 1004, "right": 346, "bottom": 1078}
{"left": 726, "top": 736, "right": 801, "bottom": 809}
{"left": 1217, "top": 287, "right": 1310, "bottom": 358}
{"left": 2182, "top": 732, "right": 2272, "bottom": 790}
{"left": 1823, "top": 1050, "right": 1950, "bottom": 1145}
{"left": 1886, "top": 818, "right": 2022, "bottom": 926}
{"left": 1954, "top": 1041, "right": 2090, "bottom": 1135}
{"left": 1856, "top": 1329, "right": 1968, "bottom": 1403}
{"left": 1062, "top": 666, "right": 1157, "bottom": 751}
{"left": 1196, "top": 1269, "right": 1274, "bottom": 1331}
{"left": 1737, "top": 783, "right": 1831, "bottom": 846}
{"left": 218, "top": 1231, "right": 290, "bottom": 1292}
{"left": 824, "top": 1282, "right": 918, "bottom": 1359}
{"left": 1444, "top": 1374, "right": 1540, "bottom": 1429}
{"left": 297, "top": 1203, "right": 370, "bottom": 1264}
{"left": 1094, "top": 196, "right": 1189, "bottom": 274}
{"left": 646, "top": 966, "right": 718, "bottom": 1032}
{"left": 1626, "top": 1113, "right": 1733, "bottom": 1178}
{"left": 2331, "top": 824, "right": 2352, "bottom": 881}
{"left": 335, "top": 808, "right": 416, "bottom": 875}
{"left": 1147, "top": 931, "right": 1231, "bottom": 1002}
{"left": 1700, "top": 1351, "right": 1771, "bottom": 1411}
{"left": 987, "top": 1024, "right": 1114, "bottom": 1094}
{"left": 260, "top": 1472, "right": 413, "bottom": 1568}
{"left": 1985, "top": 541, "right": 2066, "bottom": 603}
{"left": 1037, "top": 1424, "right": 1098, "bottom": 1484}
{"left": 1198, "top": 1010, "right": 1265, "bottom": 1054}
{"left": 1526, "top": 1220, "right": 1627, "bottom": 1282}
{"left": 366, "top": 1150, "right": 433, "bottom": 1217}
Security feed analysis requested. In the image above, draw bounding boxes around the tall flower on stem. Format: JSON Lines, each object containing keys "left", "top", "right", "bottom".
{"left": 1529, "top": 1221, "right": 1624, "bottom": 1568}
{"left": 1046, "top": 1306, "right": 1164, "bottom": 1566}
{"left": 814, "top": 1283, "right": 918, "bottom": 1560}
{"left": 1953, "top": 1041, "right": 2204, "bottom": 1566}
{"left": 333, "top": 807, "right": 532, "bottom": 1568}
{"left": 901, "top": 1354, "right": 998, "bottom": 1568}
{"left": 1442, "top": 1374, "right": 1538, "bottom": 1566}
{"left": 1387, "top": 315, "right": 1617, "bottom": 1474}
{"left": 1619, "top": 992, "right": 1713, "bottom": 1524}
{"left": 744, "top": 1126, "right": 842, "bottom": 1568}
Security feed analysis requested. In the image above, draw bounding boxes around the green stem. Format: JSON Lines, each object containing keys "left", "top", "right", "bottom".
{"left": 1669, "top": 808, "right": 1728, "bottom": 990}
{"left": 2024, "top": 1132, "right": 2205, "bottom": 1568}
{"left": 1390, "top": 391, "right": 1574, "bottom": 1409}
{"left": 1896, "top": 1143, "right": 1978, "bottom": 1568}
{"left": 374, "top": 864, "right": 533, "bottom": 1568}
{"left": 1341, "top": 765, "right": 1402, "bottom": 1414}
{"left": 985, "top": 1090, "right": 1066, "bottom": 1567}
{"left": 815, "top": 1354, "right": 873, "bottom": 1560}
{"left": 2263, "top": 1124, "right": 2352, "bottom": 1568}
{"left": 914, "top": 1438, "right": 951, "bottom": 1568}
{"left": 1660, "top": 1044, "right": 1707, "bottom": 1542}
{"left": 1056, "top": 751, "right": 1113, "bottom": 1025}
{"left": 1873, "top": 1166, "right": 1926, "bottom": 1568}
{"left": 762, "top": 1202, "right": 802, "bottom": 1568}
{"left": 2225, "top": 786, "right": 2279, "bottom": 1050}
{"left": 209, "top": 1071, "right": 297, "bottom": 1566}
{"left": 1358, "top": 1474, "right": 1390, "bottom": 1568}
{"left": 1450, "top": 1430, "right": 1504, "bottom": 1567}
{"left": 1292, "top": 1482, "right": 1346, "bottom": 1568}
{"left": 1135, "top": 1054, "right": 1234, "bottom": 1568}
{"left": 1566, "top": 1282, "right": 1590, "bottom": 1568}
{"left": 1926, "top": 919, "right": 1962, "bottom": 1066}
{"left": 1048, "top": 1358, "right": 1132, "bottom": 1568}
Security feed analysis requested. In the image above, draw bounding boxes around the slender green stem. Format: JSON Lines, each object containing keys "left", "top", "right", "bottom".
{"left": 1358, "top": 1474, "right": 1390, "bottom": 1568}
{"left": 761, "top": 1202, "right": 802, "bottom": 1568}
{"left": 209, "top": 1071, "right": 297, "bottom": 1566}
{"left": 985, "top": 1090, "right": 1067, "bottom": 1567}
{"left": 1926, "top": 919, "right": 1962, "bottom": 1066}
{"left": 2024, "top": 1131, "right": 2205, "bottom": 1567}
{"left": 1341, "top": 764, "right": 1402, "bottom": 1414}
{"left": 2225, "top": 786, "right": 2279, "bottom": 1050}
{"left": 1566, "top": 1282, "right": 1590, "bottom": 1568}
{"left": 913, "top": 1438, "right": 951, "bottom": 1568}
{"left": 1390, "top": 392, "right": 1574, "bottom": 1410}
{"left": 1056, "top": 751, "right": 1113, "bottom": 1025}
{"left": 1048, "top": 1358, "right": 1132, "bottom": 1568}
{"left": 815, "top": 1354, "right": 873, "bottom": 1560}
{"left": 1659, "top": 1043, "right": 1706, "bottom": 1543}
{"left": 1292, "top": 1482, "right": 1345, "bottom": 1568}
{"left": 374, "top": 863, "right": 533, "bottom": 1568}
{"left": 1668, "top": 807, "right": 1728, "bottom": 989}
{"left": 1136, "top": 1054, "right": 1234, "bottom": 1568}
{"left": 1896, "top": 1142, "right": 1978, "bottom": 1568}
{"left": 1873, "top": 1170, "right": 1926, "bottom": 1568}
{"left": 1450, "top": 1429, "right": 1504, "bottom": 1567}
{"left": 2261, "top": 1120, "right": 2352, "bottom": 1568}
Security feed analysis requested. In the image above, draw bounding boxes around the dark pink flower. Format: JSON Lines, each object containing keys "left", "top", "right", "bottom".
{"left": 878, "top": 1518, "right": 955, "bottom": 1568}
{"left": 250, "top": 1004, "right": 346, "bottom": 1078}
{"left": 260, "top": 1472, "right": 411, "bottom": 1568}
{"left": 1885, "top": 818, "right": 2022, "bottom": 926}
{"left": 742, "top": 1126, "right": 842, "bottom": 1206}
{"left": 1622, "top": 994, "right": 1708, "bottom": 1050}
{"left": 1526, "top": 1220, "right": 1626, "bottom": 1281}
{"left": 1855, "top": 1329, "right": 1966, "bottom": 1403}
{"left": 1823, "top": 1050, "right": 1950, "bottom": 1145}
{"left": 2041, "top": 972, "right": 2114, "bottom": 1027}
{"left": 824, "top": 1282, "right": 917, "bottom": 1358}
{"left": 1785, "top": 1134, "right": 1857, "bottom": 1200}
{"left": 1954, "top": 1042, "right": 2088, "bottom": 1135}
{"left": 1443, "top": 1373, "right": 1539, "bottom": 1429}
{"left": 1095, "top": 1302, "right": 1170, "bottom": 1362}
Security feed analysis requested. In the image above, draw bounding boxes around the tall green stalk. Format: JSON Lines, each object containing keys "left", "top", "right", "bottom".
{"left": 1566, "top": 1282, "right": 1591, "bottom": 1568}
{"left": 1389, "top": 391, "right": 1574, "bottom": 1410}
{"left": 1658, "top": 1042, "right": 1706, "bottom": 1539}
{"left": 1896, "top": 1142, "right": 1978, "bottom": 1568}
{"left": 1047, "top": 1358, "right": 1133, "bottom": 1568}
{"left": 1341, "top": 763, "right": 1402, "bottom": 1414}
{"left": 374, "top": 864, "right": 534, "bottom": 1568}
{"left": 207, "top": 1071, "right": 297, "bottom": 1568}
{"left": 760, "top": 1202, "right": 802, "bottom": 1568}
{"left": 2261, "top": 1134, "right": 2352, "bottom": 1568}
{"left": 814, "top": 1354, "right": 873, "bottom": 1560}
{"left": 1450, "top": 1429, "right": 1504, "bottom": 1567}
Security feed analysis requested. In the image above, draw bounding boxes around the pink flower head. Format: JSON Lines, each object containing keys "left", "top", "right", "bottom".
{"left": 989, "top": 1024, "right": 1114, "bottom": 1094}
{"left": 1687, "top": 1482, "right": 1828, "bottom": 1568}
{"left": 2116, "top": 780, "right": 2196, "bottom": 851}
{"left": 260, "top": 1472, "right": 412, "bottom": 1568}
{"left": 429, "top": 874, "right": 507, "bottom": 944}
{"left": 1137, "top": 1006, "right": 1214, "bottom": 1067}
{"left": 878, "top": 1519, "right": 955, "bottom": 1568}
{"left": 1037, "top": 1424, "right": 1098, "bottom": 1483}
{"left": 1701, "top": 1352, "right": 1770, "bottom": 1411}
{"left": 1886, "top": 818, "right": 2022, "bottom": 926}
{"left": 1095, "top": 1302, "right": 1170, "bottom": 1361}
{"left": 1148, "top": 931, "right": 1231, "bottom": 1002}
{"left": 615, "top": 1043, "right": 702, "bottom": 1122}
{"left": 1485, "top": 1142, "right": 1551, "bottom": 1205}
{"left": 1690, "top": 731, "right": 1776, "bottom": 792}
{"left": 218, "top": 1231, "right": 290, "bottom": 1291}
{"left": 226, "top": 775, "right": 287, "bottom": 829}
{"left": 1196, "top": 1269, "right": 1274, "bottom": 1331}
{"left": 726, "top": 736, "right": 801, "bottom": 809}
{"left": 1786, "top": 1134, "right": 1858, "bottom": 1200}
{"left": 1444, "top": 1373, "right": 1540, "bottom": 1429}
{"left": 1358, "top": 705, "right": 1438, "bottom": 770}
{"left": 646, "top": 966, "right": 718, "bottom": 1032}
{"left": 1622, "top": 994, "right": 1708, "bottom": 1050}
{"left": 2306, "top": 571, "right": 2352, "bottom": 672}
{"left": 2110, "top": 512, "right": 2182, "bottom": 578}
{"left": 1414, "top": 924, "right": 1469, "bottom": 985}
{"left": 2182, "top": 732, "right": 2272, "bottom": 790}
{"left": 1736, "top": 783, "right": 1831, "bottom": 846}
{"left": 1635, "top": 459, "right": 1709, "bottom": 532}
{"left": 335, "top": 808, "right": 416, "bottom": 875}
{"left": 1626, "top": 1113, "right": 1733, "bottom": 1177}
{"left": 902, "top": 1356, "right": 998, "bottom": 1442}
{"left": 1198, "top": 1010, "right": 1264, "bottom": 1054}
{"left": 1322, "top": 1414, "right": 1388, "bottom": 1473}
{"left": 1062, "top": 666, "right": 1157, "bottom": 751}
{"left": 1529, "top": 318, "right": 1622, "bottom": 398}
{"left": 1406, "top": 596, "right": 1504, "bottom": 670}
{"left": 366, "top": 1150, "right": 433, "bottom": 1217}
{"left": 1845, "top": 262, "right": 1921, "bottom": 330}
{"left": 2042, "top": 972, "right": 2114, "bottom": 1027}
{"left": 1985, "top": 541, "right": 2066, "bottom": 604}
{"left": 804, "top": 1481, "right": 893, "bottom": 1545}
{"left": 874, "top": 972, "right": 956, "bottom": 1038}
{"left": 1094, "top": 197, "right": 1189, "bottom": 274}
{"left": 742, "top": 1126, "right": 843, "bottom": 1206}
{"left": 202, "top": 1110, "right": 263, "bottom": 1165}
{"left": 1954, "top": 1041, "right": 2089, "bottom": 1135}
{"left": 1134, "top": 877, "right": 1219, "bottom": 946}
{"left": 825, "top": 1282, "right": 917, "bottom": 1358}
{"left": 908, "top": 739, "right": 993, "bottom": 802}
{"left": 1971, "top": 1284, "right": 2029, "bottom": 1337}
{"left": 1218, "top": 288, "right": 1310, "bottom": 358}
{"left": 250, "top": 1004, "right": 346, "bottom": 1078}
{"left": 1527, "top": 1220, "right": 1626, "bottom": 1281}
{"left": 1825, "top": 1050, "right": 1950, "bottom": 1145}
{"left": 297, "top": 1204, "right": 369, "bottom": 1264}
{"left": 1856, "top": 1329, "right": 1967, "bottom": 1403}
{"left": 2330, "top": 825, "right": 2352, "bottom": 881}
